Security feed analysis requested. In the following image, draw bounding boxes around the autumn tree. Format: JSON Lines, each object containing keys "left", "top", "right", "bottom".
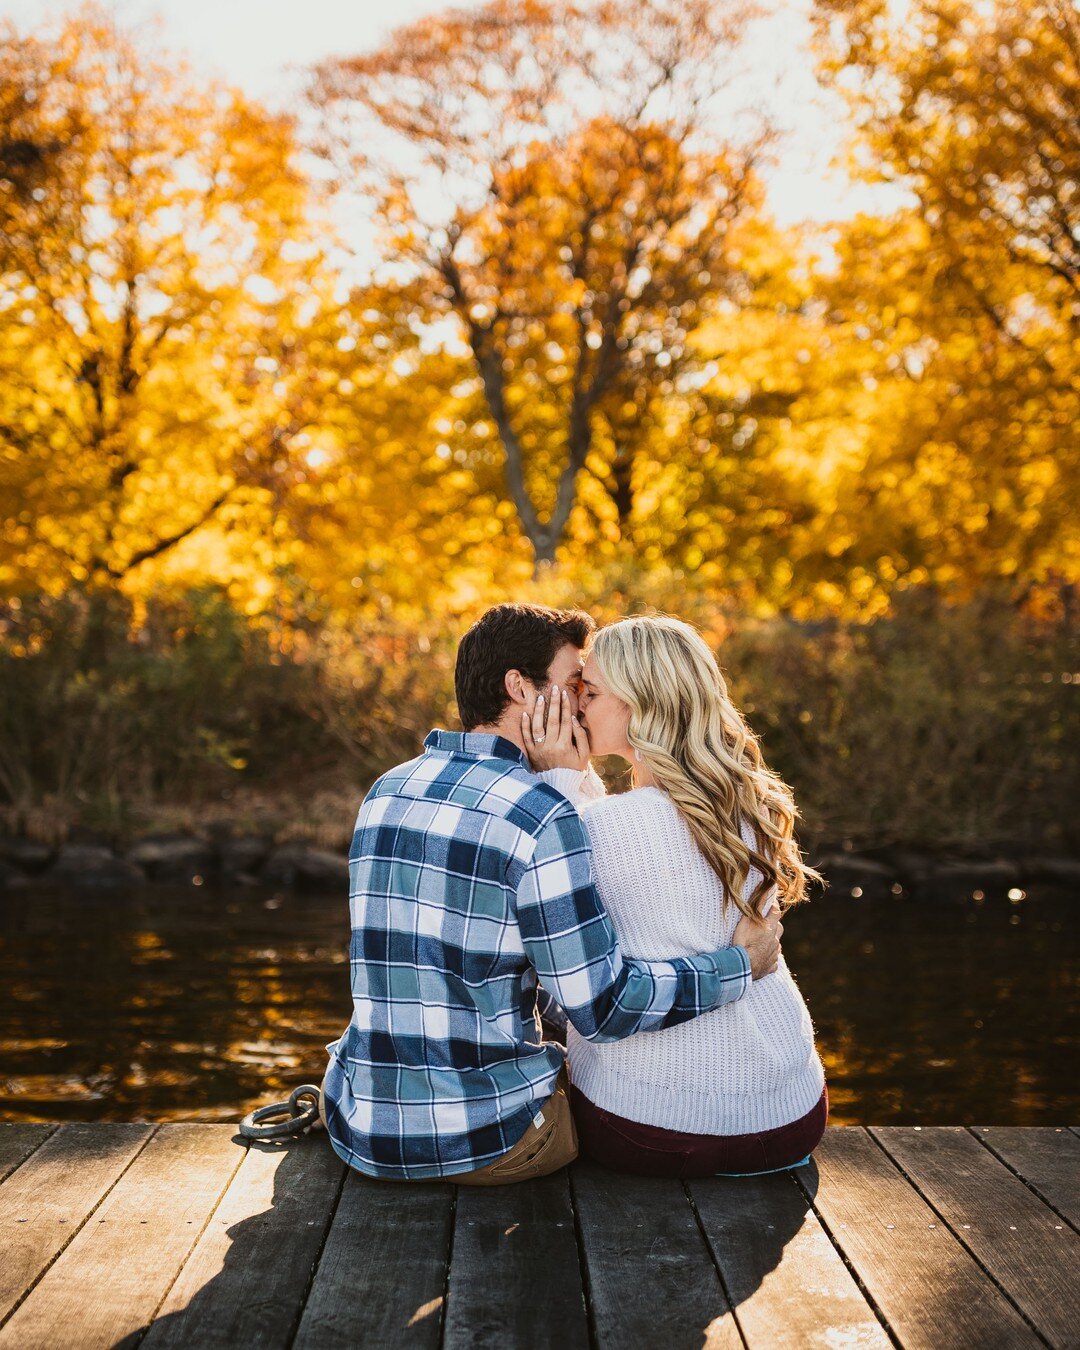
{"left": 0, "top": 7, "right": 341, "bottom": 598}
{"left": 807, "top": 0, "right": 1079, "bottom": 601}
{"left": 813, "top": 0, "right": 1078, "bottom": 321}
{"left": 311, "top": 0, "right": 773, "bottom": 567}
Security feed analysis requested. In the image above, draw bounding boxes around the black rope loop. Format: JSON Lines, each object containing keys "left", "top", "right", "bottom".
{"left": 238, "top": 1083, "right": 322, "bottom": 1141}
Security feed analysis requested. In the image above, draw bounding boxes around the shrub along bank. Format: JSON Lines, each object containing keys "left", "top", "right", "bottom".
{"left": 0, "top": 584, "right": 1075, "bottom": 871}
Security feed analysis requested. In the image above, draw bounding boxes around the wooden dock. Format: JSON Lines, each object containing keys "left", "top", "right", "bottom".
{"left": 0, "top": 1124, "right": 1077, "bottom": 1349}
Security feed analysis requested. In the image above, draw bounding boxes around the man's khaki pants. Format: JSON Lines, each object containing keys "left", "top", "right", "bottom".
{"left": 319, "top": 1064, "right": 578, "bottom": 1186}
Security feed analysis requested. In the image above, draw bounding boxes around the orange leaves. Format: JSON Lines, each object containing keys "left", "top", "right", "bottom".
{"left": 309, "top": 0, "right": 770, "bottom": 564}
{"left": 802, "top": 0, "right": 1079, "bottom": 602}
{"left": 1, "top": 1, "right": 1074, "bottom": 624}
{"left": 0, "top": 7, "right": 341, "bottom": 601}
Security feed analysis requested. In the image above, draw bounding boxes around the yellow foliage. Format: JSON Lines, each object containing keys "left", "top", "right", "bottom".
{"left": 0, "top": 0, "right": 1075, "bottom": 629}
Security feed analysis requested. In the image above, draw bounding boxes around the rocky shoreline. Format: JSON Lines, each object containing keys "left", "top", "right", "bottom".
{"left": 0, "top": 833, "right": 349, "bottom": 892}
{"left": 1, "top": 831, "right": 1078, "bottom": 897}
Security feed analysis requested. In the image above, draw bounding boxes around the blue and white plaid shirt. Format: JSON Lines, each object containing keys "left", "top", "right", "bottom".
{"left": 322, "top": 729, "right": 752, "bottom": 1179}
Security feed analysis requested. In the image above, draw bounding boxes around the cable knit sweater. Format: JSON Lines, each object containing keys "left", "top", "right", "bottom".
{"left": 542, "top": 768, "right": 826, "bottom": 1136}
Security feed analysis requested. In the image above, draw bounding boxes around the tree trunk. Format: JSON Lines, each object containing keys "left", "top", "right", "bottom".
{"left": 608, "top": 445, "right": 635, "bottom": 528}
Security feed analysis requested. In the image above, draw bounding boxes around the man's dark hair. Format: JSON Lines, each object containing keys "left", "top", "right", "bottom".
{"left": 455, "top": 603, "right": 595, "bottom": 731}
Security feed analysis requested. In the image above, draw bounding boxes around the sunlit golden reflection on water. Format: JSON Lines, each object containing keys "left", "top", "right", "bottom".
{"left": 0, "top": 883, "right": 1075, "bottom": 1125}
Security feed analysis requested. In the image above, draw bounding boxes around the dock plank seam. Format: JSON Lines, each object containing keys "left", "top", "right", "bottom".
{"left": 565, "top": 1168, "right": 599, "bottom": 1350}
{"left": 791, "top": 1132, "right": 903, "bottom": 1350}
{"left": 865, "top": 1129, "right": 1054, "bottom": 1349}
{"left": 965, "top": 1128, "right": 1080, "bottom": 1236}
{"left": 435, "top": 1184, "right": 458, "bottom": 1349}
{"left": 680, "top": 1178, "right": 747, "bottom": 1350}
{"left": 0, "top": 1123, "right": 162, "bottom": 1333}
{"left": 283, "top": 1147, "right": 350, "bottom": 1350}
{"left": 0, "top": 1124, "right": 60, "bottom": 1184}
{"left": 130, "top": 1136, "right": 254, "bottom": 1349}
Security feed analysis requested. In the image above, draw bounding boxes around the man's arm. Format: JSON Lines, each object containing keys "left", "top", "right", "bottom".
{"left": 514, "top": 804, "right": 751, "bottom": 1044}
{"left": 532, "top": 770, "right": 604, "bottom": 1033}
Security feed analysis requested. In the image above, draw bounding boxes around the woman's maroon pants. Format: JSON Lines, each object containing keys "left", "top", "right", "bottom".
{"left": 569, "top": 1081, "right": 829, "bottom": 1179}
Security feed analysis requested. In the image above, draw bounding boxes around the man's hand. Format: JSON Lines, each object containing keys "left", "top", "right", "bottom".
{"left": 732, "top": 904, "right": 783, "bottom": 981}
{"left": 523, "top": 682, "right": 591, "bottom": 771}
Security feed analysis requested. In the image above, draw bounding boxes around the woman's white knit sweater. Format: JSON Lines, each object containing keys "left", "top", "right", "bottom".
{"left": 544, "top": 769, "right": 826, "bottom": 1136}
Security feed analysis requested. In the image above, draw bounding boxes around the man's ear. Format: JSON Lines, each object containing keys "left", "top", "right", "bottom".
{"left": 504, "top": 669, "right": 530, "bottom": 706}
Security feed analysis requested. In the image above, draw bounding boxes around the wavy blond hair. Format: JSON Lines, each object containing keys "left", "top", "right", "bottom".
{"left": 589, "top": 616, "right": 822, "bottom": 921}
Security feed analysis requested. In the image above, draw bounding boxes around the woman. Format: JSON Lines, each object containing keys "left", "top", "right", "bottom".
{"left": 526, "top": 615, "right": 828, "bottom": 1179}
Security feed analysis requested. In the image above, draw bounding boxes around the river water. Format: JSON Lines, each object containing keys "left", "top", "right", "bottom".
{"left": 1, "top": 883, "right": 1076, "bottom": 1125}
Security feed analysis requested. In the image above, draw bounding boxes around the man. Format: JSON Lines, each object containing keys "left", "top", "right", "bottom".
{"left": 320, "top": 603, "right": 782, "bottom": 1184}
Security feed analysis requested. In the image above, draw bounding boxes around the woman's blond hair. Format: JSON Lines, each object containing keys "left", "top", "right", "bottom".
{"left": 590, "top": 616, "right": 822, "bottom": 921}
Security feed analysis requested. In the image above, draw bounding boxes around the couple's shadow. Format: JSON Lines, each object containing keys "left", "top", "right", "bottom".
{"left": 113, "top": 1133, "right": 350, "bottom": 1350}
{"left": 114, "top": 1132, "right": 821, "bottom": 1349}
{"left": 570, "top": 1154, "right": 823, "bottom": 1344}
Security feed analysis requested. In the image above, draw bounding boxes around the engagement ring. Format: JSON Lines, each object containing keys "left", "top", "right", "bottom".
{"left": 534, "top": 734, "right": 546, "bottom": 744}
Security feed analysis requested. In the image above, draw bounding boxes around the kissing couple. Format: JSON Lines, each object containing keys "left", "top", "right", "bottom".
{"left": 319, "top": 603, "right": 828, "bottom": 1183}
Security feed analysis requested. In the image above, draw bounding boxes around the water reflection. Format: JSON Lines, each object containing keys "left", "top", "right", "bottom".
{"left": 0, "top": 883, "right": 1076, "bottom": 1125}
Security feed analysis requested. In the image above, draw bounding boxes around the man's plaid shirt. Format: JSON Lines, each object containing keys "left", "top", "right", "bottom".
{"left": 322, "top": 730, "right": 752, "bottom": 1180}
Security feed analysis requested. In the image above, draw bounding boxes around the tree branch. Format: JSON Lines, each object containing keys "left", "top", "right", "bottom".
{"left": 107, "top": 488, "right": 232, "bottom": 578}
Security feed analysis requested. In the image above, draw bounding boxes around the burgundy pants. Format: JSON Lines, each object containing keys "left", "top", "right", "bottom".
{"left": 569, "top": 1081, "right": 829, "bottom": 1179}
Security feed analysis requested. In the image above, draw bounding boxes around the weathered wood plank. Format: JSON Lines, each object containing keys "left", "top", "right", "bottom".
{"left": 689, "top": 1170, "right": 891, "bottom": 1350}
{"left": 0, "top": 1124, "right": 1072, "bottom": 1350}
{"left": 293, "top": 1175, "right": 454, "bottom": 1350}
{"left": 0, "top": 1122, "right": 153, "bottom": 1328}
{"left": 872, "top": 1125, "right": 1080, "bottom": 1348}
{"left": 572, "top": 1160, "right": 740, "bottom": 1350}
{"left": 798, "top": 1127, "right": 1041, "bottom": 1349}
{"left": 443, "top": 1170, "right": 588, "bottom": 1350}
{"left": 0, "top": 1125, "right": 245, "bottom": 1350}
{"left": 971, "top": 1126, "right": 1080, "bottom": 1228}
{"left": 0, "top": 1124, "right": 56, "bottom": 1183}
{"left": 136, "top": 1136, "right": 346, "bottom": 1350}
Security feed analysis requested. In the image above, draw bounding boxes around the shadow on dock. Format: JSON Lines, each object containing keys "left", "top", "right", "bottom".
{"left": 110, "top": 1133, "right": 821, "bottom": 1349}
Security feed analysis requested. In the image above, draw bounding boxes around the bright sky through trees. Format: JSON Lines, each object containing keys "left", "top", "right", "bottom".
{"left": 2, "top": 0, "right": 1071, "bottom": 615}
{"left": 4, "top": 0, "right": 904, "bottom": 235}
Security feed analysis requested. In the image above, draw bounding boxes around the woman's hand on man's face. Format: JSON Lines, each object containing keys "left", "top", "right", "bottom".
{"left": 522, "top": 682, "right": 591, "bottom": 771}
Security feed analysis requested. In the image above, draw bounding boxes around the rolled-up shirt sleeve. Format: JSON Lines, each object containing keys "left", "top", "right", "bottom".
{"left": 514, "top": 803, "right": 751, "bottom": 1043}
